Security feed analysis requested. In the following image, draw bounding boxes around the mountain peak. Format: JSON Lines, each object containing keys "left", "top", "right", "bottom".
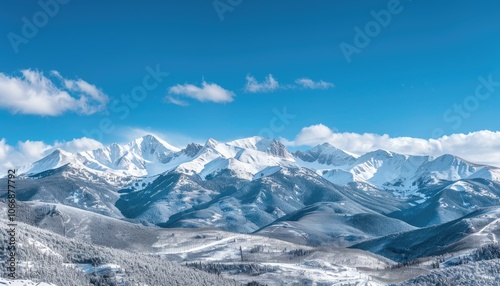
{"left": 205, "top": 138, "right": 220, "bottom": 148}
{"left": 227, "top": 136, "right": 268, "bottom": 148}
{"left": 183, "top": 143, "right": 203, "bottom": 157}
{"left": 312, "top": 142, "right": 345, "bottom": 153}
{"left": 18, "top": 148, "right": 76, "bottom": 175}
{"left": 369, "top": 149, "right": 393, "bottom": 156}
{"left": 227, "top": 136, "right": 292, "bottom": 158}
{"left": 141, "top": 134, "right": 160, "bottom": 142}
{"left": 129, "top": 134, "right": 180, "bottom": 152}
{"left": 357, "top": 149, "right": 398, "bottom": 162}
{"left": 266, "top": 139, "right": 293, "bottom": 158}
{"left": 48, "top": 148, "right": 73, "bottom": 158}
{"left": 294, "top": 143, "right": 356, "bottom": 166}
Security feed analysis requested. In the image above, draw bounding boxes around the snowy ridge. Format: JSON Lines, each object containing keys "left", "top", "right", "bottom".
{"left": 19, "top": 135, "right": 184, "bottom": 178}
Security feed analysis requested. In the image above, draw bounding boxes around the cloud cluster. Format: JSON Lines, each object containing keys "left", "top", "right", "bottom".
{"left": 289, "top": 124, "right": 500, "bottom": 167}
{"left": 166, "top": 80, "right": 235, "bottom": 106}
{"left": 0, "top": 137, "right": 103, "bottom": 169}
{"left": 0, "top": 70, "right": 108, "bottom": 116}
{"left": 165, "top": 74, "right": 334, "bottom": 105}
{"left": 244, "top": 74, "right": 334, "bottom": 93}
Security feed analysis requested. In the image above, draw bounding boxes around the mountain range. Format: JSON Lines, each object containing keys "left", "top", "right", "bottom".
{"left": 4, "top": 134, "right": 500, "bottom": 285}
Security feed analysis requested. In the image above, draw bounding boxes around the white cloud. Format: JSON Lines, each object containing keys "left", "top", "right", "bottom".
{"left": 167, "top": 80, "right": 235, "bottom": 105}
{"left": 244, "top": 74, "right": 280, "bottom": 93}
{"left": 0, "top": 137, "right": 103, "bottom": 169}
{"left": 17, "top": 140, "right": 52, "bottom": 159}
{"left": 63, "top": 79, "right": 108, "bottom": 114}
{"left": 0, "top": 69, "right": 109, "bottom": 116}
{"left": 290, "top": 124, "right": 500, "bottom": 167}
{"left": 164, "top": 96, "right": 189, "bottom": 106}
{"left": 295, "top": 78, "right": 334, "bottom": 89}
{"left": 0, "top": 139, "right": 12, "bottom": 164}
{"left": 54, "top": 137, "right": 104, "bottom": 154}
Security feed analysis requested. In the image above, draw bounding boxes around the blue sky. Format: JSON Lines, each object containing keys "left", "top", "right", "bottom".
{"left": 1, "top": 0, "right": 500, "bottom": 166}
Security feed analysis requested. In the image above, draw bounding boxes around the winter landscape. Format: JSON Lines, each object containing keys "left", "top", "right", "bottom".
{"left": 2, "top": 0, "right": 500, "bottom": 285}
{"left": 1, "top": 135, "right": 500, "bottom": 285}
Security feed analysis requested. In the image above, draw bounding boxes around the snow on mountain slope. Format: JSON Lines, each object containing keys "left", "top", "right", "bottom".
{"left": 321, "top": 169, "right": 354, "bottom": 185}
